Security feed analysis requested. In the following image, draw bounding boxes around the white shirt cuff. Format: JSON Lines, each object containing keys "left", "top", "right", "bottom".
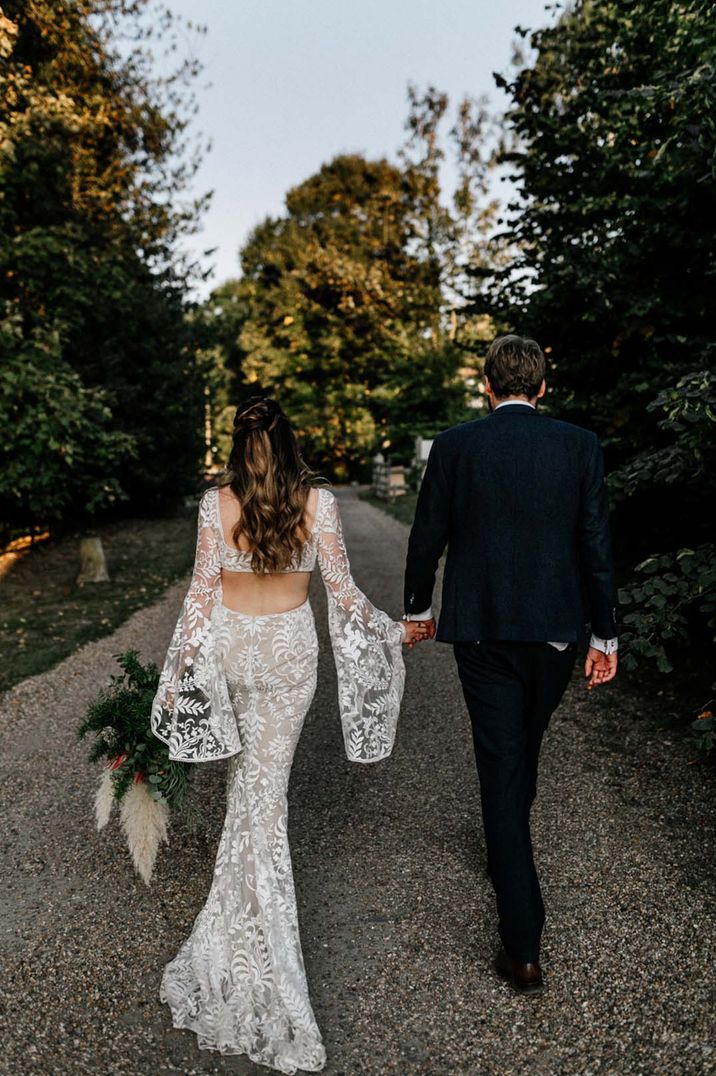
{"left": 589, "top": 634, "right": 618, "bottom": 654}
{"left": 405, "top": 607, "right": 433, "bottom": 621}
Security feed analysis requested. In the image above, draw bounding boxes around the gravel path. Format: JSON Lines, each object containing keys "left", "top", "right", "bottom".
{"left": 1, "top": 488, "right": 714, "bottom": 1076}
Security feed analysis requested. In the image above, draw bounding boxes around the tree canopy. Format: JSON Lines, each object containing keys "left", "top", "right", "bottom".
{"left": 210, "top": 153, "right": 472, "bottom": 477}
{"left": 0, "top": 0, "right": 209, "bottom": 538}
{"left": 202, "top": 88, "right": 498, "bottom": 478}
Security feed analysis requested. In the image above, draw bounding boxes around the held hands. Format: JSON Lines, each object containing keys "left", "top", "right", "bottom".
{"left": 584, "top": 646, "right": 618, "bottom": 690}
{"left": 401, "top": 617, "right": 437, "bottom": 649}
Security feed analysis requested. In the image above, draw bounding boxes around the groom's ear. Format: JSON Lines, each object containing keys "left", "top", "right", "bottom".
{"left": 536, "top": 379, "right": 546, "bottom": 400}
{"left": 484, "top": 376, "right": 495, "bottom": 410}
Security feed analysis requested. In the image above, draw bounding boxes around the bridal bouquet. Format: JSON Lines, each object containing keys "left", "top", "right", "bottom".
{"left": 78, "top": 649, "right": 193, "bottom": 885}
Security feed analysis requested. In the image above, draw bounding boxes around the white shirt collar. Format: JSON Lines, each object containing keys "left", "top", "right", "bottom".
{"left": 494, "top": 399, "right": 536, "bottom": 410}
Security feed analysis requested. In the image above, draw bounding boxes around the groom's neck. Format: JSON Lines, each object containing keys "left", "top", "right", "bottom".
{"left": 489, "top": 394, "right": 538, "bottom": 411}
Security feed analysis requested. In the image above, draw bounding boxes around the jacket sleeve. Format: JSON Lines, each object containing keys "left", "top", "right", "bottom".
{"left": 577, "top": 435, "right": 618, "bottom": 639}
{"left": 150, "top": 490, "right": 242, "bottom": 762}
{"left": 316, "top": 490, "right": 405, "bottom": 763}
{"left": 404, "top": 437, "right": 451, "bottom": 616}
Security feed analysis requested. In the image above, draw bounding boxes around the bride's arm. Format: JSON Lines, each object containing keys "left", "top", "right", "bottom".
{"left": 316, "top": 490, "right": 405, "bottom": 762}
{"left": 178, "top": 490, "right": 223, "bottom": 644}
{"left": 150, "top": 490, "right": 241, "bottom": 762}
{"left": 316, "top": 490, "right": 406, "bottom": 642}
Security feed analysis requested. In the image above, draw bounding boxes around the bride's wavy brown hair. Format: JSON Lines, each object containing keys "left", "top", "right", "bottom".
{"left": 218, "top": 396, "right": 319, "bottom": 573}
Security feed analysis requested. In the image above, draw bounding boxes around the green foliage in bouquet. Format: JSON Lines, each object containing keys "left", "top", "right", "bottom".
{"left": 78, "top": 649, "right": 191, "bottom": 810}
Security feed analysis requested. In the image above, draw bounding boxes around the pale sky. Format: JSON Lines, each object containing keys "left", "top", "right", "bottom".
{"left": 164, "top": 0, "right": 553, "bottom": 295}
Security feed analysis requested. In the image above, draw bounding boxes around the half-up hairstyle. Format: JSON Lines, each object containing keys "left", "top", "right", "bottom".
{"left": 218, "top": 396, "right": 319, "bottom": 574}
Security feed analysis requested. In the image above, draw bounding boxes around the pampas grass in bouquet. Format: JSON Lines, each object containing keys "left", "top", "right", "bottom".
{"left": 78, "top": 650, "right": 194, "bottom": 885}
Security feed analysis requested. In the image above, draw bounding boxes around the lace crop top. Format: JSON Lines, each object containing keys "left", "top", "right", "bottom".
{"left": 209, "top": 485, "right": 320, "bottom": 572}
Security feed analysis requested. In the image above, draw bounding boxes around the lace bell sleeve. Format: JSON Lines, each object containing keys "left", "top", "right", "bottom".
{"left": 150, "top": 489, "right": 242, "bottom": 763}
{"left": 316, "top": 489, "right": 405, "bottom": 763}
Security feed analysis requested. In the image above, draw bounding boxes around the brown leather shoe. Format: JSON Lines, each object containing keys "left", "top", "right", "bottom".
{"left": 494, "top": 946, "right": 545, "bottom": 996}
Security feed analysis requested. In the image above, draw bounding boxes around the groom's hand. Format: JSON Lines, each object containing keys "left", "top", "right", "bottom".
{"left": 402, "top": 620, "right": 429, "bottom": 647}
{"left": 415, "top": 618, "right": 436, "bottom": 643}
{"left": 401, "top": 618, "right": 436, "bottom": 648}
{"left": 584, "top": 646, "right": 618, "bottom": 689}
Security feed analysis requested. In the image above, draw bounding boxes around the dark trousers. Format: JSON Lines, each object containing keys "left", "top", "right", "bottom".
{"left": 453, "top": 640, "right": 577, "bottom": 964}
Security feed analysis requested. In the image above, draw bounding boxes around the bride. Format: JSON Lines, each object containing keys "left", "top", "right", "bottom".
{"left": 150, "top": 396, "right": 425, "bottom": 1073}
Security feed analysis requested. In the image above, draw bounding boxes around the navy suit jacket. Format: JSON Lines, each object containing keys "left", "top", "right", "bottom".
{"left": 403, "top": 404, "right": 618, "bottom": 644}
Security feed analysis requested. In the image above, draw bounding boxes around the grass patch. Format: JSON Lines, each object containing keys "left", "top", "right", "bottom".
{"left": 0, "top": 502, "right": 199, "bottom": 693}
{"left": 359, "top": 490, "right": 418, "bottom": 527}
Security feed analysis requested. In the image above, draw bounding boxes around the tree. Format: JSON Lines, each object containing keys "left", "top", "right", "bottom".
{"left": 0, "top": 0, "right": 209, "bottom": 535}
{"left": 195, "top": 279, "right": 254, "bottom": 469}
{"left": 400, "top": 84, "right": 501, "bottom": 319}
{"left": 232, "top": 154, "right": 468, "bottom": 477}
{"left": 200, "top": 85, "right": 503, "bottom": 477}
{"left": 479, "top": 0, "right": 716, "bottom": 453}
{"left": 0, "top": 315, "right": 133, "bottom": 541}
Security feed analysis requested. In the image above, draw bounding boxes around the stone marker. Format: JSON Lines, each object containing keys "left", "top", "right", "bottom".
{"left": 77, "top": 536, "right": 110, "bottom": 584}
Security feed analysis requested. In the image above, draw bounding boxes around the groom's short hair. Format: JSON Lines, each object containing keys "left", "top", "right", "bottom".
{"left": 484, "top": 335, "right": 546, "bottom": 399}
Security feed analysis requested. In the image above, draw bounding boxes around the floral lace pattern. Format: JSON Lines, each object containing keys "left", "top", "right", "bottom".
{"left": 150, "top": 490, "right": 242, "bottom": 762}
{"left": 315, "top": 490, "right": 405, "bottom": 762}
{"left": 160, "top": 600, "right": 325, "bottom": 1074}
{"left": 152, "top": 487, "right": 405, "bottom": 1072}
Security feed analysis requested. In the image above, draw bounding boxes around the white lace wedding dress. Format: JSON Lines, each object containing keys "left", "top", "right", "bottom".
{"left": 150, "top": 486, "right": 405, "bottom": 1073}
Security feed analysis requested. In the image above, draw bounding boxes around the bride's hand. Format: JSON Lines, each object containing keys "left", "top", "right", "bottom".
{"left": 402, "top": 620, "right": 431, "bottom": 648}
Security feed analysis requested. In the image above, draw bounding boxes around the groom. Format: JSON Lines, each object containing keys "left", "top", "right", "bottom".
{"left": 403, "top": 334, "right": 617, "bottom": 995}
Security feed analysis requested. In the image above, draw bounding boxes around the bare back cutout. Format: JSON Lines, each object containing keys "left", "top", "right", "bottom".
{"left": 217, "top": 486, "right": 320, "bottom": 616}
